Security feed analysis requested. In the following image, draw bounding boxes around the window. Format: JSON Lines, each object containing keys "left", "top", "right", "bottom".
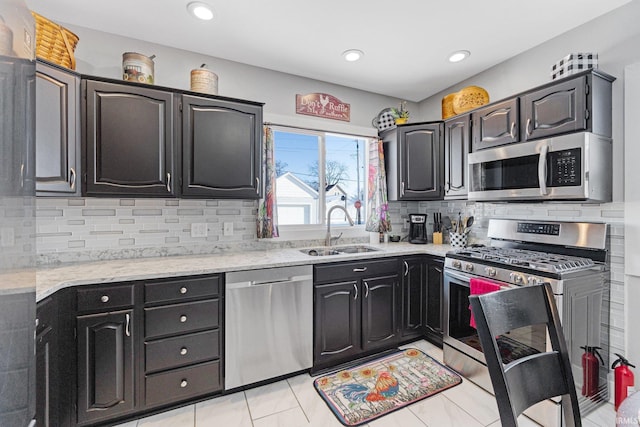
{"left": 272, "top": 128, "right": 370, "bottom": 227}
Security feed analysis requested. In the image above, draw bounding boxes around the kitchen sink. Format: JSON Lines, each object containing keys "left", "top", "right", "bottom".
{"left": 300, "top": 245, "right": 380, "bottom": 256}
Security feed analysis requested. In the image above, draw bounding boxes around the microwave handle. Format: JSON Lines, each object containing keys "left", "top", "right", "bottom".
{"left": 538, "top": 143, "right": 549, "bottom": 196}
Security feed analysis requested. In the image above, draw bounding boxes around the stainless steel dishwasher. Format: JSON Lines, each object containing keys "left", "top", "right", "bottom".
{"left": 225, "top": 265, "right": 313, "bottom": 390}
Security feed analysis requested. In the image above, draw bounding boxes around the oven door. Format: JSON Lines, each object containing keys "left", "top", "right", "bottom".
{"left": 443, "top": 268, "right": 550, "bottom": 365}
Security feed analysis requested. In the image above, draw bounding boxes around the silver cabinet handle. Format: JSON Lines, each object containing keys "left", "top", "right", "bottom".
{"left": 364, "top": 281, "right": 369, "bottom": 298}
{"left": 180, "top": 347, "right": 188, "bottom": 356}
{"left": 510, "top": 122, "right": 516, "bottom": 139}
{"left": 404, "top": 261, "right": 409, "bottom": 277}
{"left": 125, "top": 313, "right": 130, "bottom": 337}
{"left": 20, "top": 163, "right": 24, "bottom": 188}
{"left": 180, "top": 380, "right": 188, "bottom": 388}
{"left": 353, "top": 267, "right": 368, "bottom": 272}
{"left": 166, "top": 172, "right": 171, "bottom": 192}
{"left": 70, "top": 168, "right": 76, "bottom": 190}
{"left": 101, "top": 295, "right": 109, "bottom": 303}
{"left": 353, "top": 283, "right": 358, "bottom": 300}
{"left": 180, "top": 315, "right": 187, "bottom": 323}
{"left": 538, "top": 143, "right": 549, "bottom": 196}
{"left": 180, "top": 286, "right": 188, "bottom": 294}
{"left": 526, "top": 118, "right": 532, "bottom": 136}
{"left": 256, "top": 177, "right": 260, "bottom": 193}
{"left": 400, "top": 181, "right": 405, "bottom": 197}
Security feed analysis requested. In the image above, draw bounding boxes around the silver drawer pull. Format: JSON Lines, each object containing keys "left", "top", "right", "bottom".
{"left": 180, "top": 347, "right": 188, "bottom": 356}
{"left": 180, "top": 379, "right": 188, "bottom": 388}
{"left": 180, "top": 315, "right": 187, "bottom": 323}
{"left": 180, "top": 287, "right": 188, "bottom": 294}
{"left": 353, "top": 267, "right": 367, "bottom": 272}
{"left": 101, "top": 295, "right": 110, "bottom": 303}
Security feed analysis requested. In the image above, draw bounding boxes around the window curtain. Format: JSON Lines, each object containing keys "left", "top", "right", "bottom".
{"left": 365, "top": 139, "right": 392, "bottom": 233}
{"left": 257, "top": 125, "right": 279, "bottom": 238}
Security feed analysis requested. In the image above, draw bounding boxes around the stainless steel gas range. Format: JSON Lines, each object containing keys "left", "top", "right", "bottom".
{"left": 443, "top": 219, "right": 608, "bottom": 427}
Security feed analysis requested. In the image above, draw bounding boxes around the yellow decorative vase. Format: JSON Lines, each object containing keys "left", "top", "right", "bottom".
{"left": 395, "top": 117, "right": 408, "bottom": 125}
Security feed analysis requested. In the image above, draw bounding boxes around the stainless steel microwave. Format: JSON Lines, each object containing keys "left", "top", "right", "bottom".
{"left": 468, "top": 132, "right": 612, "bottom": 202}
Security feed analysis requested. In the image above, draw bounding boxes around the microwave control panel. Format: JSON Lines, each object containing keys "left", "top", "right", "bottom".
{"left": 549, "top": 148, "right": 581, "bottom": 186}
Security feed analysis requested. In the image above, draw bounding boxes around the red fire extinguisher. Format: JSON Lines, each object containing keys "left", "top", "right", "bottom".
{"left": 580, "top": 346, "right": 604, "bottom": 398}
{"left": 612, "top": 353, "right": 636, "bottom": 411}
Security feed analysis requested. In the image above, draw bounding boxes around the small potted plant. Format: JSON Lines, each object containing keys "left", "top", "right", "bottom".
{"left": 391, "top": 101, "right": 409, "bottom": 124}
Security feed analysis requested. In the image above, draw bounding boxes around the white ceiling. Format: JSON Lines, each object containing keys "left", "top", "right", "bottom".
{"left": 29, "top": 0, "right": 630, "bottom": 102}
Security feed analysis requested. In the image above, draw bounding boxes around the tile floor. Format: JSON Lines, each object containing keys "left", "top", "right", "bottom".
{"left": 115, "top": 340, "right": 615, "bottom": 427}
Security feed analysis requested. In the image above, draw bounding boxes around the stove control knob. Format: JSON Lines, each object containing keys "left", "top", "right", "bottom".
{"left": 485, "top": 267, "right": 497, "bottom": 277}
{"left": 465, "top": 263, "right": 474, "bottom": 272}
{"left": 509, "top": 272, "right": 524, "bottom": 284}
{"left": 452, "top": 260, "right": 462, "bottom": 269}
{"left": 528, "top": 276, "right": 542, "bottom": 285}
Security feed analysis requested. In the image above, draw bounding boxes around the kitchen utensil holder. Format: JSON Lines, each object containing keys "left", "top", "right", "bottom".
{"left": 450, "top": 231, "right": 468, "bottom": 249}
{"left": 433, "top": 232, "right": 443, "bottom": 245}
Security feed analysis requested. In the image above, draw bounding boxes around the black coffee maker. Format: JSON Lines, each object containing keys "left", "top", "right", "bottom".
{"left": 408, "top": 213, "right": 428, "bottom": 244}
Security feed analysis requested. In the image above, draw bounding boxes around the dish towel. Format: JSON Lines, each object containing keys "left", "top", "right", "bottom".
{"left": 469, "top": 278, "right": 502, "bottom": 328}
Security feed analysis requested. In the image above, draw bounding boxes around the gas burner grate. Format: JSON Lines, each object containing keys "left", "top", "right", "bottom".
{"left": 454, "top": 247, "right": 596, "bottom": 273}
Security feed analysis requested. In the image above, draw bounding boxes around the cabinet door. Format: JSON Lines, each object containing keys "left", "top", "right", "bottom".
{"left": 36, "top": 62, "right": 80, "bottom": 195}
{"left": 361, "top": 273, "right": 399, "bottom": 351}
{"left": 36, "top": 297, "right": 59, "bottom": 427}
{"left": 314, "top": 281, "right": 360, "bottom": 366}
{"left": 84, "top": 80, "right": 177, "bottom": 196}
{"left": 400, "top": 258, "right": 425, "bottom": 340}
{"left": 522, "top": 76, "right": 587, "bottom": 141}
{"left": 77, "top": 309, "right": 135, "bottom": 425}
{"left": 444, "top": 114, "right": 470, "bottom": 199}
{"left": 182, "top": 95, "right": 262, "bottom": 199}
{"left": 471, "top": 98, "right": 519, "bottom": 151}
{"left": 425, "top": 258, "right": 444, "bottom": 346}
{"left": 398, "top": 123, "right": 443, "bottom": 200}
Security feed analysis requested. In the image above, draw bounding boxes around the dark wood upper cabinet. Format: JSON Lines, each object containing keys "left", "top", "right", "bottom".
{"left": 383, "top": 122, "right": 444, "bottom": 201}
{"left": 36, "top": 61, "right": 81, "bottom": 196}
{"left": 181, "top": 95, "right": 262, "bottom": 199}
{"left": 83, "top": 79, "right": 177, "bottom": 197}
{"left": 444, "top": 113, "right": 470, "bottom": 200}
{"left": 471, "top": 98, "right": 520, "bottom": 151}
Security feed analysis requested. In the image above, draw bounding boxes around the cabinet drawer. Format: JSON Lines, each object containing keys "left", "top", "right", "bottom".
{"left": 77, "top": 284, "right": 134, "bottom": 313}
{"left": 145, "top": 275, "right": 221, "bottom": 305}
{"left": 145, "top": 299, "right": 219, "bottom": 339}
{"left": 145, "top": 360, "right": 221, "bottom": 407}
{"left": 314, "top": 258, "right": 399, "bottom": 284}
{"left": 145, "top": 329, "right": 219, "bottom": 373}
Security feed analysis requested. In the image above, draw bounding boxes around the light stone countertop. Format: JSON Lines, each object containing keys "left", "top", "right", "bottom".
{"left": 36, "top": 242, "right": 453, "bottom": 301}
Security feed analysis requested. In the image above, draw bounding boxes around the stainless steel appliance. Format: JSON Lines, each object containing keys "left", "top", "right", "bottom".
{"left": 443, "top": 219, "right": 608, "bottom": 427}
{"left": 225, "top": 265, "right": 313, "bottom": 390}
{"left": 468, "top": 132, "right": 612, "bottom": 202}
{"left": 408, "top": 213, "right": 428, "bottom": 244}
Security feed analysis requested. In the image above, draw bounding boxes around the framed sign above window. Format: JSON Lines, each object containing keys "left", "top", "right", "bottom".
{"left": 295, "top": 93, "right": 350, "bottom": 122}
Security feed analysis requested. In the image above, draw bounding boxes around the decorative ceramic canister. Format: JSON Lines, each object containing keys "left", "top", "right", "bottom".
{"left": 122, "top": 52, "right": 155, "bottom": 84}
{"left": 190, "top": 64, "right": 218, "bottom": 95}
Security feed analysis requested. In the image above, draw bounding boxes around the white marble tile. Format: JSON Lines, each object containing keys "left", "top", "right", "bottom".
{"left": 287, "top": 374, "right": 344, "bottom": 427}
{"left": 584, "top": 402, "right": 616, "bottom": 427}
{"left": 136, "top": 405, "right": 195, "bottom": 427}
{"left": 367, "top": 407, "right": 427, "bottom": 427}
{"left": 441, "top": 378, "right": 500, "bottom": 425}
{"left": 195, "top": 392, "right": 252, "bottom": 427}
{"left": 252, "top": 407, "right": 309, "bottom": 427}
{"left": 112, "top": 421, "right": 138, "bottom": 427}
{"left": 245, "top": 379, "right": 300, "bottom": 420}
{"left": 399, "top": 339, "right": 444, "bottom": 362}
{"left": 409, "top": 394, "right": 484, "bottom": 427}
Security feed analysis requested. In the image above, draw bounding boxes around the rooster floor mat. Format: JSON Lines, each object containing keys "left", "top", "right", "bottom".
{"left": 313, "top": 348, "right": 462, "bottom": 426}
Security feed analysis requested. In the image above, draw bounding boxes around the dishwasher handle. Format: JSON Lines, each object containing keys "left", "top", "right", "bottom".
{"left": 226, "top": 274, "right": 313, "bottom": 290}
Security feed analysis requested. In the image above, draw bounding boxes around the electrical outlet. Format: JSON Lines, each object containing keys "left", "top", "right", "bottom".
{"left": 191, "top": 223, "right": 208, "bottom": 238}
{"left": 402, "top": 218, "right": 410, "bottom": 231}
{"left": 223, "top": 222, "right": 234, "bottom": 236}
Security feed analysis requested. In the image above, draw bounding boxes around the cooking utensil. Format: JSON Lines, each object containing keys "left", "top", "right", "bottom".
{"left": 465, "top": 216, "right": 475, "bottom": 230}
{"left": 457, "top": 212, "right": 462, "bottom": 233}
{"left": 442, "top": 216, "right": 452, "bottom": 231}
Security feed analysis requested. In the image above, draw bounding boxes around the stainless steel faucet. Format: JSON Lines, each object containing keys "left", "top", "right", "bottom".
{"left": 325, "top": 205, "right": 355, "bottom": 246}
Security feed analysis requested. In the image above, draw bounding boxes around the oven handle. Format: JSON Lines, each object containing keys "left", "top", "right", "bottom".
{"left": 538, "top": 143, "right": 549, "bottom": 196}
{"left": 444, "top": 270, "right": 473, "bottom": 284}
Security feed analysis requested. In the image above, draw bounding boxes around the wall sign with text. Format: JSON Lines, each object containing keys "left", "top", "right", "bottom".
{"left": 295, "top": 93, "right": 350, "bottom": 122}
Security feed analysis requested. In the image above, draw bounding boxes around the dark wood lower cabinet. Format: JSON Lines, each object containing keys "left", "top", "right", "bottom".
{"left": 36, "top": 297, "right": 59, "bottom": 427}
{"left": 313, "top": 260, "right": 400, "bottom": 372}
{"left": 425, "top": 257, "right": 444, "bottom": 346}
{"left": 400, "top": 257, "right": 426, "bottom": 341}
{"left": 76, "top": 309, "right": 135, "bottom": 425}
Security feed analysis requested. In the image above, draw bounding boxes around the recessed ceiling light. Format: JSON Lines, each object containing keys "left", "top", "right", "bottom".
{"left": 449, "top": 50, "right": 470, "bottom": 63}
{"left": 342, "top": 49, "right": 364, "bottom": 62}
{"left": 187, "top": 2, "right": 214, "bottom": 20}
